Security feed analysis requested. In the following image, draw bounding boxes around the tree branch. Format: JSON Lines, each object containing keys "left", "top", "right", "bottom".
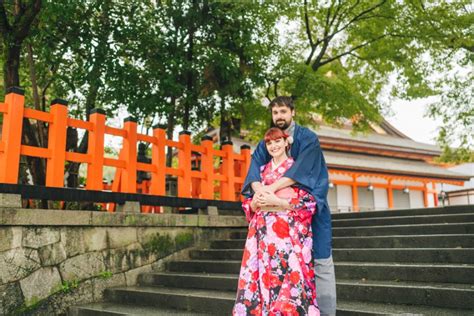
{"left": 0, "top": 0, "right": 11, "bottom": 34}
{"left": 303, "top": 0, "right": 314, "bottom": 49}
{"left": 12, "top": 0, "right": 41, "bottom": 41}
{"left": 318, "top": 34, "right": 387, "bottom": 68}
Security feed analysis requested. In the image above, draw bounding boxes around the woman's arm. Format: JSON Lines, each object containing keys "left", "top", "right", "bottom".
{"left": 257, "top": 191, "right": 291, "bottom": 212}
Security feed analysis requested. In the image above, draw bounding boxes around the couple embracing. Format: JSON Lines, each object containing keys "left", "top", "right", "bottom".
{"left": 233, "top": 96, "right": 336, "bottom": 316}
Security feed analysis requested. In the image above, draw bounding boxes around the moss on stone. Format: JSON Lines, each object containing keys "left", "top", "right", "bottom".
{"left": 175, "top": 232, "right": 194, "bottom": 250}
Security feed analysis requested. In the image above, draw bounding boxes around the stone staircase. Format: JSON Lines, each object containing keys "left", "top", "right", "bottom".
{"left": 70, "top": 205, "right": 474, "bottom": 315}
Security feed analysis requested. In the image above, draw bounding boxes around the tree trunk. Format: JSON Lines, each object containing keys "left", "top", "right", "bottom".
{"left": 3, "top": 40, "right": 21, "bottom": 87}
{"left": 166, "top": 97, "right": 176, "bottom": 167}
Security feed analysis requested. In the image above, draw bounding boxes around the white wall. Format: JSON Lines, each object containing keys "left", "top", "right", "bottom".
{"left": 374, "top": 188, "right": 388, "bottom": 210}
{"left": 409, "top": 190, "right": 424, "bottom": 208}
{"left": 336, "top": 185, "right": 352, "bottom": 213}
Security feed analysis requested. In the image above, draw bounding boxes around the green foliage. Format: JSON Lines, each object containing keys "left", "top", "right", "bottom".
{"left": 175, "top": 232, "right": 194, "bottom": 250}
{"left": 59, "top": 279, "right": 80, "bottom": 293}
{"left": 144, "top": 233, "right": 174, "bottom": 256}
{"left": 144, "top": 231, "right": 194, "bottom": 257}
{"left": 98, "top": 270, "right": 113, "bottom": 280}
{"left": 1, "top": 0, "right": 472, "bottom": 165}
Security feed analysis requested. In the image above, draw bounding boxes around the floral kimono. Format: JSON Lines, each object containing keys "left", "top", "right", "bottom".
{"left": 233, "top": 157, "right": 319, "bottom": 316}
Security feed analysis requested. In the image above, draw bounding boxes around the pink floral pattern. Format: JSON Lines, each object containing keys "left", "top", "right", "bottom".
{"left": 233, "top": 157, "right": 319, "bottom": 316}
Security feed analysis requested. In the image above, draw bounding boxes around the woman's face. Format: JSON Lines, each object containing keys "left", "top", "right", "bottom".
{"left": 265, "top": 137, "right": 288, "bottom": 159}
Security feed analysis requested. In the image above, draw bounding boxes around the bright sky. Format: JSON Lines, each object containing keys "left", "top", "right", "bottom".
{"left": 386, "top": 97, "right": 442, "bottom": 146}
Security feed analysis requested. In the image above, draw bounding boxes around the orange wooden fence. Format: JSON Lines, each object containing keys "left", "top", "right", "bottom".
{"left": 0, "top": 88, "right": 251, "bottom": 210}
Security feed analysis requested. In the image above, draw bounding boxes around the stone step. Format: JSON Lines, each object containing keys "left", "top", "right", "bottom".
{"left": 333, "top": 222, "right": 474, "bottom": 237}
{"left": 139, "top": 272, "right": 238, "bottom": 291}
{"left": 337, "top": 279, "right": 474, "bottom": 310}
{"left": 167, "top": 260, "right": 241, "bottom": 274}
{"left": 229, "top": 231, "right": 248, "bottom": 239}
{"left": 333, "top": 248, "right": 474, "bottom": 264}
{"left": 104, "top": 286, "right": 235, "bottom": 314}
{"left": 210, "top": 239, "right": 246, "bottom": 249}
{"left": 336, "top": 300, "right": 474, "bottom": 316}
{"left": 332, "top": 205, "right": 474, "bottom": 220}
{"left": 68, "top": 302, "right": 209, "bottom": 315}
{"left": 189, "top": 249, "right": 243, "bottom": 261}
{"left": 104, "top": 281, "right": 474, "bottom": 313}
{"left": 332, "top": 213, "right": 474, "bottom": 227}
{"left": 213, "top": 234, "right": 474, "bottom": 249}
{"left": 162, "top": 260, "right": 474, "bottom": 286}
{"left": 335, "top": 262, "right": 474, "bottom": 284}
{"left": 333, "top": 234, "right": 474, "bottom": 249}
{"left": 68, "top": 300, "right": 474, "bottom": 316}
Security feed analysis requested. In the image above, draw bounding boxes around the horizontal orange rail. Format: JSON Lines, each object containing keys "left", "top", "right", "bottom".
{"left": 65, "top": 152, "right": 91, "bottom": 163}
{"left": 137, "top": 134, "right": 156, "bottom": 144}
{"left": 21, "top": 145, "right": 51, "bottom": 158}
{"left": 137, "top": 162, "right": 156, "bottom": 172}
{"left": 104, "top": 126, "right": 127, "bottom": 138}
{"left": 165, "top": 139, "right": 184, "bottom": 150}
{"left": 104, "top": 157, "right": 126, "bottom": 168}
{"left": 166, "top": 167, "right": 184, "bottom": 177}
{"left": 67, "top": 118, "right": 93, "bottom": 131}
{"left": 24, "top": 108, "right": 53, "bottom": 123}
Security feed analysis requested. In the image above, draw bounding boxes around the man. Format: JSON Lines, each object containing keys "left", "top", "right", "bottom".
{"left": 242, "top": 96, "right": 336, "bottom": 315}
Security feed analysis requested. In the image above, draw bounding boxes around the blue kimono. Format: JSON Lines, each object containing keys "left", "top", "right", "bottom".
{"left": 242, "top": 124, "right": 332, "bottom": 259}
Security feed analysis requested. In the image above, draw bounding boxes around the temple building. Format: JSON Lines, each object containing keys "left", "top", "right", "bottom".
{"left": 207, "top": 119, "right": 470, "bottom": 213}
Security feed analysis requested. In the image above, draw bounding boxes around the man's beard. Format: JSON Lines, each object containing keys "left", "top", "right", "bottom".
{"left": 274, "top": 119, "right": 291, "bottom": 130}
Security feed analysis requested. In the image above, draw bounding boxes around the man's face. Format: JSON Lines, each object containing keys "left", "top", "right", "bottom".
{"left": 271, "top": 105, "right": 295, "bottom": 130}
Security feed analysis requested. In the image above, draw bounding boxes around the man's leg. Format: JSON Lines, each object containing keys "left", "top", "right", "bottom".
{"left": 315, "top": 255, "right": 337, "bottom": 316}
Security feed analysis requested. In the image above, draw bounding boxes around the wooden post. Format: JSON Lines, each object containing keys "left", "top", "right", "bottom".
{"left": 432, "top": 182, "right": 439, "bottom": 207}
{"left": 387, "top": 179, "right": 394, "bottom": 209}
{"left": 200, "top": 135, "right": 214, "bottom": 199}
{"left": 351, "top": 175, "right": 359, "bottom": 212}
{"left": 423, "top": 182, "right": 429, "bottom": 207}
{"left": 86, "top": 108, "right": 106, "bottom": 190}
{"left": 0, "top": 87, "right": 25, "bottom": 184}
{"left": 45, "top": 99, "right": 68, "bottom": 187}
{"left": 121, "top": 117, "right": 138, "bottom": 193}
{"left": 221, "top": 141, "right": 235, "bottom": 201}
{"left": 150, "top": 125, "right": 166, "bottom": 196}
{"left": 178, "top": 131, "right": 192, "bottom": 198}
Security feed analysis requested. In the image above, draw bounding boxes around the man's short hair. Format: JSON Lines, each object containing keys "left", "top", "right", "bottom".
{"left": 268, "top": 96, "right": 294, "bottom": 110}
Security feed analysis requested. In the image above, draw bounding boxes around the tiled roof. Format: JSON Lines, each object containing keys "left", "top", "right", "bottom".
{"left": 313, "top": 125, "right": 441, "bottom": 155}
{"left": 324, "top": 150, "right": 469, "bottom": 181}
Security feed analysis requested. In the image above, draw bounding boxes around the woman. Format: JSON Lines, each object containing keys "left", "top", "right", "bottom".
{"left": 233, "top": 128, "right": 319, "bottom": 316}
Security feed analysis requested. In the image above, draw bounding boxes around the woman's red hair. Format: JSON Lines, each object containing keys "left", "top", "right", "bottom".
{"left": 264, "top": 127, "right": 289, "bottom": 143}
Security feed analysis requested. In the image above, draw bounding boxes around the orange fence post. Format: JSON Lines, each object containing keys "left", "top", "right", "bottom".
{"left": 86, "top": 108, "right": 106, "bottom": 190}
{"left": 220, "top": 141, "right": 235, "bottom": 201}
{"left": 0, "top": 87, "right": 25, "bottom": 184}
{"left": 150, "top": 125, "right": 166, "bottom": 196}
{"left": 200, "top": 136, "right": 214, "bottom": 199}
{"left": 178, "top": 131, "right": 192, "bottom": 198}
{"left": 121, "top": 117, "right": 138, "bottom": 193}
{"left": 45, "top": 99, "right": 68, "bottom": 187}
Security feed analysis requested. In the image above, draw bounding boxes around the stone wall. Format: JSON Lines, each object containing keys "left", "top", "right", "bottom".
{"left": 0, "top": 207, "right": 246, "bottom": 315}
